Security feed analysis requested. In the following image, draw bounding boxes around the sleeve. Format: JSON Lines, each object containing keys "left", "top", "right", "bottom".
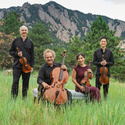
{"left": 106, "top": 51, "right": 114, "bottom": 66}
{"left": 57, "top": 63, "right": 62, "bottom": 67}
{"left": 9, "top": 39, "right": 18, "bottom": 57}
{"left": 73, "top": 66, "right": 77, "bottom": 72}
{"left": 30, "top": 42, "right": 34, "bottom": 67}
{"left": 37, "top": 66, "right": 45, "bottom": 85}
{"left": 93, "top": 51, "right": 101, "bottom": 66}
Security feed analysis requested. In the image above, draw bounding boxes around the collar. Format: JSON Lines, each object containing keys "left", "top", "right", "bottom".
{"left": 100, "top": 48, "right": 107, "bottom": 54}
{"left": 20, "top": 37, "right": 28, "bottom": 42}
{"left": 45, "top": 62, "right": 56, "bottom": 67}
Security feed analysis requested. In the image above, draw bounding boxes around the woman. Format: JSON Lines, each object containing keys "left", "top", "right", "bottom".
{"left": 72, "top": 53, "right": 101, "bottom": 102}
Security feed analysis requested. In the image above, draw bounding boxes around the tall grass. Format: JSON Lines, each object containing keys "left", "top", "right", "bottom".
{"left": 0, "top": 70, "right": 125, "bottom": 125}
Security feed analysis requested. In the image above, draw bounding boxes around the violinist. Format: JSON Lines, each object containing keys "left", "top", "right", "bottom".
{"left": 72, "top": 53, "right": 101, "bottom": 103}
{"left": 37, "top": 49, "right": 72, "bottom": 103}
{"left": 9, "top": 25, "right": 34, "bottom": 99}
{"left": 93, "top": 37, "right": 114, "bottom": 99}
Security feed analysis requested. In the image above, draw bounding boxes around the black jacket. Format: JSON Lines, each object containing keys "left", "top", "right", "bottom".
{"left": 9, "top": 37, "right": 34, "bottom": 68}
{"left": 93, "top": 48, "right": 114, "bottom": 76}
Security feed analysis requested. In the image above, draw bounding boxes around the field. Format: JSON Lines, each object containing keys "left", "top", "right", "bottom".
{"left": 0, "top": 70, "right": 125, "bottom": 125}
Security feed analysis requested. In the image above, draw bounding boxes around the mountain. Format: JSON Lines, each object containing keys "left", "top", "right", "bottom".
{"left": 0, "top": 1, "right": 125, "bottom": 43}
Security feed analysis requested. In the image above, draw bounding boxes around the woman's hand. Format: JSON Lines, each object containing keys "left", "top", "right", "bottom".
{"left": 87, "top": 69, "right": 93, "bottom": 79}
{"left": 79, "top": 86, "right": 85, "bottom": 92}
{"left": 87, "top": 69, "right": 92, "bottom": 73}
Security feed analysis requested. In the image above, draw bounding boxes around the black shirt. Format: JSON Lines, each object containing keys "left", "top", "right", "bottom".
{"left": 93, "top": 48, "right": 114, "bottom": 76}
{"left": 9, "top": 37, "right": 34, "bottom": 68}
{"left": 37, "top": 62, "right": 61, "bottom": 85}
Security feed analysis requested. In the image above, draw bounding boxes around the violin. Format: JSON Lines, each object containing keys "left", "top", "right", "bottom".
{"left": 80, "top": 61, "right": 91, "bottom": 87}
{"left": 16, "top": 47, "right": 31, "bottom": 73}
{"left": 99, "top": 55, "right": 109, "bottom": 85}
{"left": 43, "top": 50, "right": 69, "bottom": 105}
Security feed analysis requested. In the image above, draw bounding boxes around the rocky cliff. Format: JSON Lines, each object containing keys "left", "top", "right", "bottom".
{"left": 0, "top": 1, "right": 125, "bottom": 43}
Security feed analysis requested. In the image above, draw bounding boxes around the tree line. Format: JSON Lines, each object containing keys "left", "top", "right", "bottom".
{"left": 0, "top": 12, "right": 125, "bottom": 81}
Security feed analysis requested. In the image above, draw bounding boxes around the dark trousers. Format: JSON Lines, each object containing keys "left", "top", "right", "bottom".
{"left": 11, "top": 68, "right": 30, "bottom": 98}
{"left": 96, "top": 75, "right": 109, "bottom": 99}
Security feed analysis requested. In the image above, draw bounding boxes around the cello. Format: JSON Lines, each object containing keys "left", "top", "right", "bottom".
{"left": 16, "top": 47, "right": 31, "bottom": 73}
{"left": 99, "top": 55, "right": 109, "bottom": 85}
{"left": 43, "top": 50, "right": 69, "bottom": 105}
{"left": 80, "top": 61, "right": 91, "bottom": 88}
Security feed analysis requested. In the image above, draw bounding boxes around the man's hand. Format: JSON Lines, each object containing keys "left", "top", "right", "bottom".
{"left": 61, "top": 65, "right": 67, "bottom": 70}
{"left": 101, "top": 60, "right": 107, "bottom": 65}
{"left": 30, "top": 68, "right": 33, "bottom": 73}
{"left": 18, "top": 51, "right": 22, "bottom": 57}
{"left": 42, "top": 82, "right": 51, "bottom": 89}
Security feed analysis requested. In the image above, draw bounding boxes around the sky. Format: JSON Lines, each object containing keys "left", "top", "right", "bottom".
{"left": 0, "top": 0, "right": 125, "bottom": 21}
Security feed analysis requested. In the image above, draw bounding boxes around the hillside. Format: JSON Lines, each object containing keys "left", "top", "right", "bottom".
{"left": 0, "top": 1, "right": 125, "bottom": 43}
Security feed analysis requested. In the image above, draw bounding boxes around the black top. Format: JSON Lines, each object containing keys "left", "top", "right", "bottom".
{"left": 9, "top": 37, "right": 34, "bottom": 68}
{"left": 93, "top": 48, "right": 114, "bottom": 76}
{"left": 37, "top": 62, "right": 61, "bottom": 85}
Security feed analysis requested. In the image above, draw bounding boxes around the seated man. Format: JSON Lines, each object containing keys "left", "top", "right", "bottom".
{"left": 37, "top": 49, "right": 72, "bottom": 105}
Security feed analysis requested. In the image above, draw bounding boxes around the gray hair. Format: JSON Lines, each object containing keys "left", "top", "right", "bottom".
{"left": 43, "top": 49, "right": 56, "bottom": 59}
{"left": 19, "top": 25, "right": 28, "bottom": 32}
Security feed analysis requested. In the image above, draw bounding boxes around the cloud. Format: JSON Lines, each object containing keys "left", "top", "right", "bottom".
{"left": 106, "top": 0, "right": 125, "bottom": 4}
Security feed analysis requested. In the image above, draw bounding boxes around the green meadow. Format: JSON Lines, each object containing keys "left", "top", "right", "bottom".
{"left": 0, "top": 70, "right": 125, "bottom": 125}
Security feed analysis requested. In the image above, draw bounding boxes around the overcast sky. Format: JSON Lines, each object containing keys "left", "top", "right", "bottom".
{"left": 0, "top": 0, "right": 125, "bottom": 21}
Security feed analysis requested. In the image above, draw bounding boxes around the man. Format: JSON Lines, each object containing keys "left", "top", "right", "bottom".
{"left": 37, "top": 49, "right": 72, "bottom": 104}
{"left": 9, "top": 25, "right": 34, "bottom": 99}
{"left": 93, "top": 37, "right": 114, "bottom": 99}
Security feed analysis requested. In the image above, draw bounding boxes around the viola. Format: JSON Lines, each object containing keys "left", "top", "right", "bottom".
{"left": 99, "top": 55, "right": 109, "bottom": 85}
{"left": 16, "top": 47, "right": 31, "bottom": 73}
{"left": 80, "top": 61, "right": 91, "bottom": 87}
{"left": 43, "top": 50, "right": 68, "bottom": 105}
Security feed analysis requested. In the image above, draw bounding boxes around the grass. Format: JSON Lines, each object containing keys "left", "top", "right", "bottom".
{"left": 0, "top": 70, "right": 125, "bottom": 125}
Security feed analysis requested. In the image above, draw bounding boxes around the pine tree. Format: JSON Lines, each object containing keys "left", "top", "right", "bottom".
{"left": 28, "top": 21, "right": 54, "bottom": 69}
{"left": 2, "top": 11, "right": 24, "bottom": 36}
{"left": 83, "top": 15, "right": 124, "bottom": 80}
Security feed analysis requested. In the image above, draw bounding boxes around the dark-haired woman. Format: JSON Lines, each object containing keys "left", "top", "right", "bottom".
{"left": 72, "top": 53, "right": 101, "bottom": 103}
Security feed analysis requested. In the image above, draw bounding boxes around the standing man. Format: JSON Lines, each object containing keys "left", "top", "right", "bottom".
{"left": 9, "top": 25, "right": 34, "bottom": 99}
{"left": 37, "top": 49, "right": 72, "bottom": 104}
{"left": 93, "top": 37, "right": 114, "bottom": 99}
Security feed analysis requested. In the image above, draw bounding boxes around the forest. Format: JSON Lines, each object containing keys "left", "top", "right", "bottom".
{"left": 0, "top": 11, "right": 125, "bottom": 81}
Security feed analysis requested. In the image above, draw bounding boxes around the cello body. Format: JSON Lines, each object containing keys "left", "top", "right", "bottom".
{"left": 43, "top": 50, "right": 68, "bottom": 105}
{"left": 43, "top": 68, "right": 68, "bottom": 104}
